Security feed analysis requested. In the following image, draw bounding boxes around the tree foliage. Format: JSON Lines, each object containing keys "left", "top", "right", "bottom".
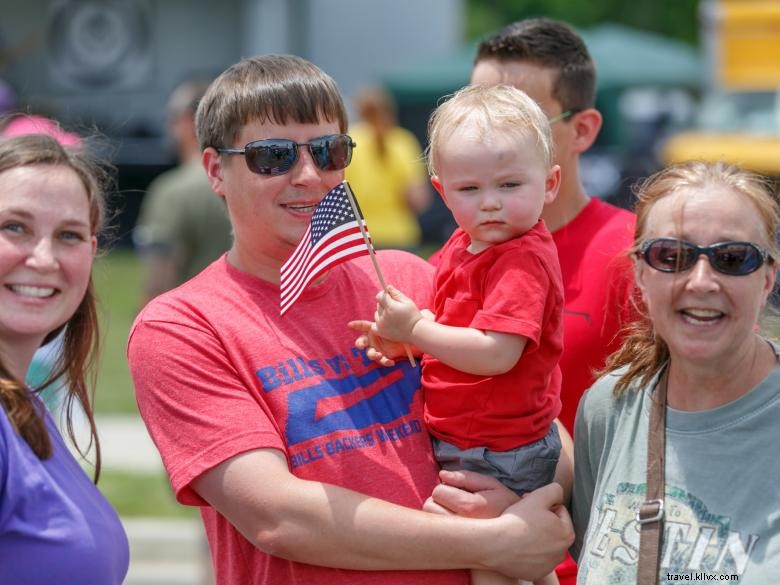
{"left": 466, "top": 0, "right": 700, "bottom": 46}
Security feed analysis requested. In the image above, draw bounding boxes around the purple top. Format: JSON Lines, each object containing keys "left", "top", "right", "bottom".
{"left": 0, "top": 397, "right": 129, "bottom": 585}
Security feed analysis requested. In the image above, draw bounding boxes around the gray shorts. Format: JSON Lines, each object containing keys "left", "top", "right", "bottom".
{"left": 432, "top": 423, "right": 561, "bottom": 496}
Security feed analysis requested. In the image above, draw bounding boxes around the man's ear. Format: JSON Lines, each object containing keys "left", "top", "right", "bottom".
{"left": 202, "top": 147, "right": 227, "bottom": 198}
{"left": 431, "top": 175, "right": 446, "bottom": 203}
{"left": 571, "top": 108, "right": 602, "bottom": 154}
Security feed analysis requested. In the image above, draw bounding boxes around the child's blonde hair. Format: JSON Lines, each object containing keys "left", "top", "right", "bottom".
{"left": 426, "top": 84, "right": 553, "bottom": 176}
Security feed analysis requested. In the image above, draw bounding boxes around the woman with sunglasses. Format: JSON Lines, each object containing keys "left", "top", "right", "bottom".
{"left": 0, "top": 134, "right": 128, "bottom": 583}
{"left": 571, "top": 160, "right": 780, "bottom": 583}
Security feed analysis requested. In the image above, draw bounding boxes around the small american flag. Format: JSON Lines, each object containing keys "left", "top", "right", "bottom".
{"left": 280, "top": 182, "right": 372, "bottom": 315}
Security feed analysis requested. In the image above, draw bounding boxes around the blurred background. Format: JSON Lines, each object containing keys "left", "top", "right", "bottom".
{"left": 2, "top": 1, "right": 778, "bottom": 583}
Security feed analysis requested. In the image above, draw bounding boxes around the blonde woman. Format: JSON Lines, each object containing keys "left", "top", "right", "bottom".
{"left": 573, "top": 161, "right": 780, "bottom": 583}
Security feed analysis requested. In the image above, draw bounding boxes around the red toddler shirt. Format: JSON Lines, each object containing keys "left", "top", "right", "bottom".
{"left": 422, "top": 221, "right": 563, "bottom": 451}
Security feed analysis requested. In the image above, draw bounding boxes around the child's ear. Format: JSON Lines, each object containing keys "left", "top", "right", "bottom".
{"left": 544, "top": 165, "right": 561, "bottom": 204}
{"left": 431, "top": 175, "right": 446, "bottom": 202}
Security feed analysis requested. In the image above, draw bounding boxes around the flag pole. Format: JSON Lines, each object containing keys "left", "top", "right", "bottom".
{"left": 342, "top": 180, "right": 417, "bottom": 367}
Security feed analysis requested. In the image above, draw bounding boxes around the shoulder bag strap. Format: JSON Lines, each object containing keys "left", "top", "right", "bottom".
{"left": 636, "top": 367, "right": 668, "bottom": 585}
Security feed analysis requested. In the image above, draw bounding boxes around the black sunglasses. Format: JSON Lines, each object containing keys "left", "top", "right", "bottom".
{"left": 217, "top": 134, "right": 356, "bottom": 176}
{"left": 639, "top": 237, "right": 772, "bottom": 276}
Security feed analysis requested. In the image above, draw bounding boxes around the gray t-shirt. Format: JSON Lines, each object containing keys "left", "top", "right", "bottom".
{"left": 572, "top": 352, "right": 780, "bottom": 583}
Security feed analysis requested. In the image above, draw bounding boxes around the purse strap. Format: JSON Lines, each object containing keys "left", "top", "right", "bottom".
{"left": 636, "top": 367, "right": 668, "bottom": 585}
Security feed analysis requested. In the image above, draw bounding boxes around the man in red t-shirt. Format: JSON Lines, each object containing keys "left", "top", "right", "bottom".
{"left": 128, "top": 54, "right": 573, "bottom": 585}
{"left": 430, "top": 18, "right": 637, "bottom": 585}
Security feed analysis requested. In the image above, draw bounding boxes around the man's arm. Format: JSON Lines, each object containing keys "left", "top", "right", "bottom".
{"left": 375, "top": 285, "right": 526, "bottom": 375}
{"left": 192, "top": 447, "right": 573, "bottom": 580}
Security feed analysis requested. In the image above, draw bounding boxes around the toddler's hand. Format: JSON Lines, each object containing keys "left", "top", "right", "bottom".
{"left": 375, "top": 285, "right": 423, "bottom": 343}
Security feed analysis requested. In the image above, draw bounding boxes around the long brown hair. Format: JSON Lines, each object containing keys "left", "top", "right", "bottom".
{"left": 0, "top": 134, "right": 107, "bottom": 480}
{"left": 605, "top": 160, "right": 780, "bottom": 395}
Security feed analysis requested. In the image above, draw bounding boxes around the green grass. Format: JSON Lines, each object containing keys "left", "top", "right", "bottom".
{"left": 98, "top": 469, "right": 198, "bottom": 518}
{"left": 89, "top": 250, "right": 205, "bottom": 518}
{"left": 90, "top": 250, "right": 192, "bottom": 517}
{"left": 93, "top": 249, "right": 143, "bottom": 415}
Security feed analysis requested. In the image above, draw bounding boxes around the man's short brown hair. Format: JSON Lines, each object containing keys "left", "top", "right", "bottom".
{"left": 475, "top": 18, "right": 596, "bottom": 112}
{"left": 196, "top": 54, "right": 347, "bottom": 150}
